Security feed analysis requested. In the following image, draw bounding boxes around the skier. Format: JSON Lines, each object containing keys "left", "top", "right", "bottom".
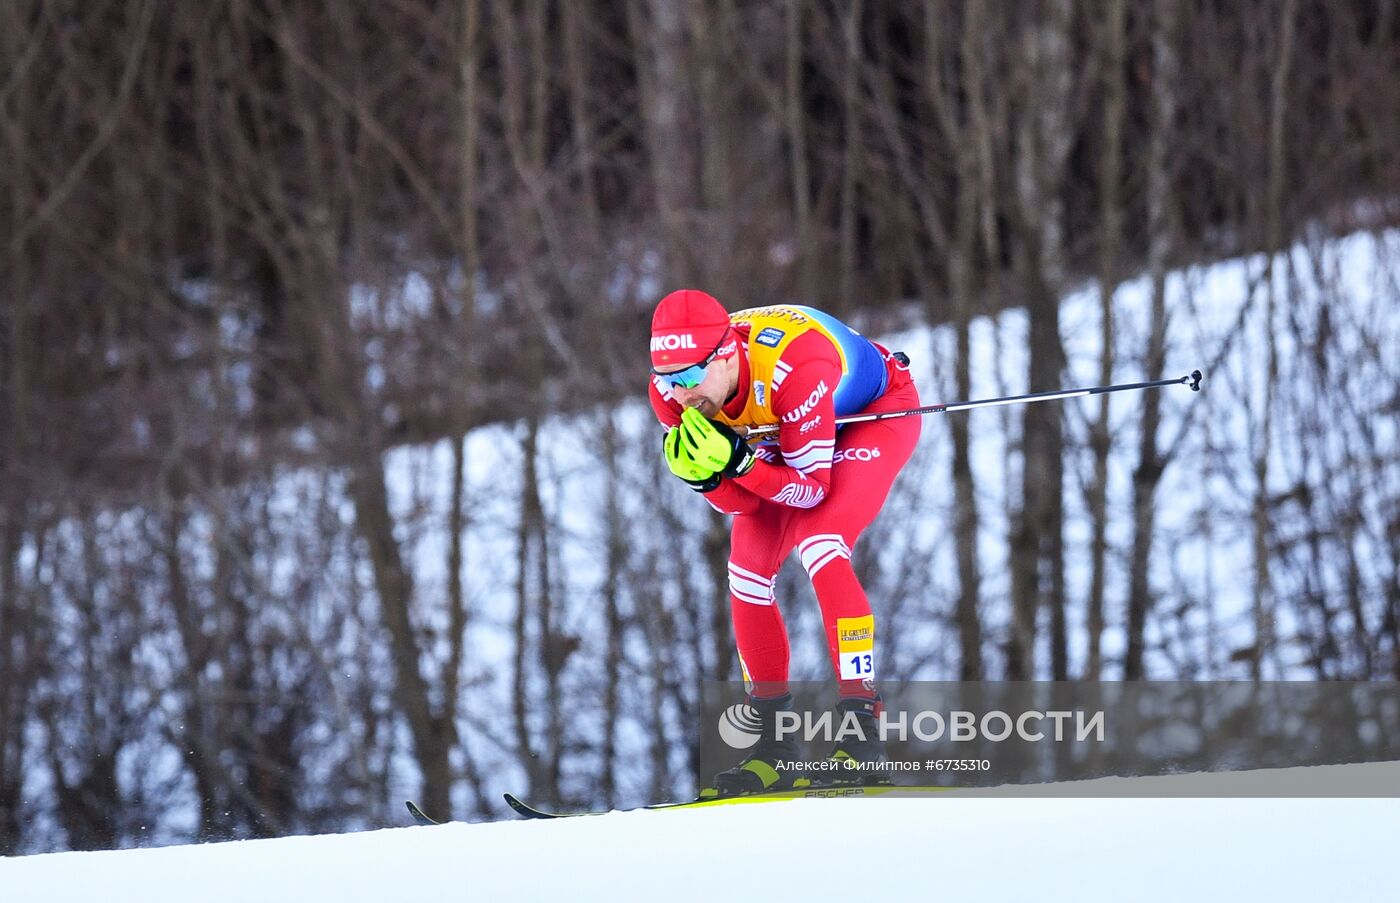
{"left": 648, "top": 288, "right": 921, "bottom": 795}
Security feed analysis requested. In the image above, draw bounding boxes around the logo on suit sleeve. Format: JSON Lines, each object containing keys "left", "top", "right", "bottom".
{"left": 781, "top": 380, "right": 830, "bottom": 423}
{"left": 755, "top": 327, "right": 786, "bottom": 347}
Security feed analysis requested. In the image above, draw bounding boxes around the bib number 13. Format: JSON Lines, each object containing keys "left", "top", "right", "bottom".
{"left": 843, "top": 653, "right": 873, "bottom": 679}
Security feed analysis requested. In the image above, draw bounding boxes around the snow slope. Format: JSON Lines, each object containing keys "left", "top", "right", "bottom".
{"left": 4, "top": 763, "right": 1396, "bottom": 903}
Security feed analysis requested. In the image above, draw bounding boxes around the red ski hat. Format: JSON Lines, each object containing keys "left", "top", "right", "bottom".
{"left": 649, "top": 289, "right": 733, "bottom": 369}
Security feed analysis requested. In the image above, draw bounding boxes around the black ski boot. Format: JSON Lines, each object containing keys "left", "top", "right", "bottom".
{"left": 706, "top": 693, "right": 808, "bottom": 797}
{"left": 821, "top": 696, "right": 892, "bottom": 786}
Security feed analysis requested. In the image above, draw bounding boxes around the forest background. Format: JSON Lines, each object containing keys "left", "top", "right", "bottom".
{"left": 1, "top": 0, "right": 1397, "bottom": 852}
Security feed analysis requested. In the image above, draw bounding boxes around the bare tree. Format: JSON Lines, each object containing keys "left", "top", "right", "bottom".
{"left": 836, "top": 0, "right": 864, "bottom": 316}
{"left": 1007, "top": 0, "right": 1076, "bottom": 680}
{"left": 1249, "top": 0, "right": 1301, "bottom": 679}
{"left": 1084, "top": 0, "right": 1127, "bottom": 680}
{"left": 918, "top": 0, "right": 989, "bottom": 679}
{"left": 628, "top": 0, "right": 702, "bottom": 285}
{"left": 1124, "top": 0, "right": 1182, "bottom": 680}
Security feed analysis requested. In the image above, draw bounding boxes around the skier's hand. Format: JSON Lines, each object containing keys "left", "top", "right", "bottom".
{"left": 679, "top": 407, "right": 756, "bottom": 478}
{"left": 664, "top": 425, "right": 722, "bottom": 492}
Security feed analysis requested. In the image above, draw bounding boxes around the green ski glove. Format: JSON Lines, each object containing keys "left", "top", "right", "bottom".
{"left": 679, "top": 407, "right": 756, "bottom": 478}
{"left": 664, "top": 424, "right": 722, "bottom": 492}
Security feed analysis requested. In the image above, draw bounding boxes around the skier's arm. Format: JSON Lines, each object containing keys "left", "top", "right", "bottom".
{"left": 727, "top": 358, "right": 839, "bottom": 509}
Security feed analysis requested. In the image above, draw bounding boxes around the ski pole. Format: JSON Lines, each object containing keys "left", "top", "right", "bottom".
{"left": 743, "top": 370, "right": 1203, "bottom": 439}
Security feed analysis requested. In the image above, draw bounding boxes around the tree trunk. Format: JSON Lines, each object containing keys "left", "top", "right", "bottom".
{"left": 1249, "top": 0, "right": 1298, "bottom": 680}
{"left": 0, "top": 2, "right": 36, "bottom": 850}
{"left": 1124, "top": 0, "right": 1181, "bottom": 680}
{"left": 1085, "top": 0, "right": 1125, "bottom": 680}
{"left": 561, "top": 0, "right": 602, "bottom": 240}
{"left": 512, "top": 418, "right": 545, "bottom": 802}
{"left": 599, "top": 413, "right": 626, "bottom": 810}
{"left": 786, "top": 0, "right": 817, "bottom": 303}
{"left": 630, "top": 0, "right": 701, "bottom": 284}
{"left": 837, "top": 0, "right": 864, "bottom": 316}
{"left": 450, "top": 0, "right": 485, "bottom": 819}
{"left": 947, "top": 0, "right": 987, "bottom": 680}
{"left": 1007, "top": 0, "right": 1073, "bottom": 680}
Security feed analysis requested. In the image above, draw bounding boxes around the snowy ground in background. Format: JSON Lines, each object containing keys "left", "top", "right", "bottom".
{"left": 4, "top": 762, "right": 1396, "bottom": 903}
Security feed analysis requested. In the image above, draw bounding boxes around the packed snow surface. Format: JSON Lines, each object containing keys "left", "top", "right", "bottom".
{"left": 3, "top": 764, "right": 1396, "bottom": 903}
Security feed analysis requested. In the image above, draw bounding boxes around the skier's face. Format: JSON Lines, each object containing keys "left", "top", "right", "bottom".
{"left": 660, "top": 353, "right": 736, "bottom": 419}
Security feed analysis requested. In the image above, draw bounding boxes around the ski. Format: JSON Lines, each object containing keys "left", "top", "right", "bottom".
{"left": 503, "top": 784, "right": 951, "bottom": 820}
{"left": 411, "top": 784, "right": 951, "bottom": 823}
{"left": 405, "top": 799, "right": 442, "bottom": 826}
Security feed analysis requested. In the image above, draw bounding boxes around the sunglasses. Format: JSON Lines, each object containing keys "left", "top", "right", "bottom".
{"left": 652, "top": 330, "right": 729, "bottom": 390}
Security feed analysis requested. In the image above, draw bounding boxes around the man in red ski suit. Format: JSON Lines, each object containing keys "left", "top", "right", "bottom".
{"left": 648, "top": 289, "right": 920, "bottom": 794}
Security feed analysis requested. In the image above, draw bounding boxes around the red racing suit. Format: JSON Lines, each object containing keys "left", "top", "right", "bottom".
{"left": 648, "top": 304, "right": 920, "bottom": 699}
